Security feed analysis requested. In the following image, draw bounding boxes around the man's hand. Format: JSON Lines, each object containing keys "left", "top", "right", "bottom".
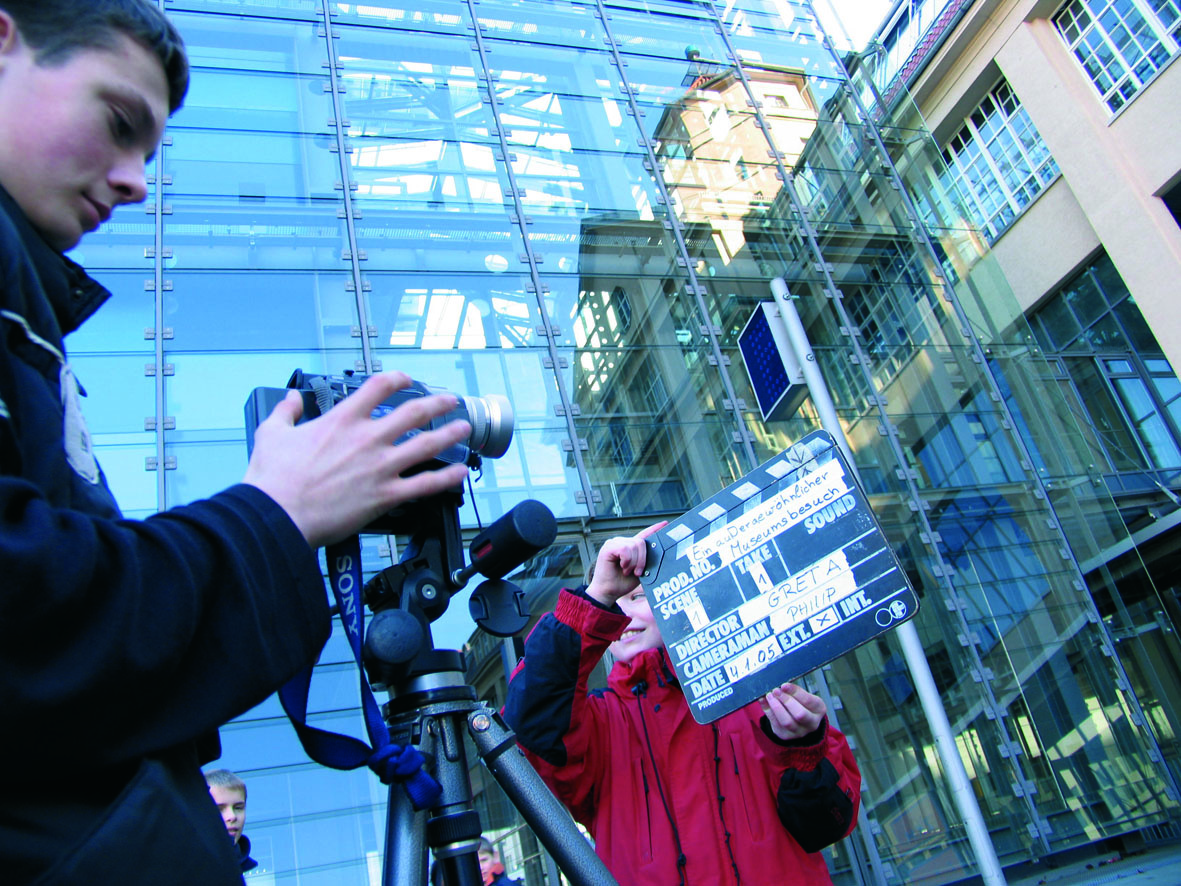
{"left": 585, "top": 521, "right": 667, "bottom": 607}
{"left": 760, "top": 682, "right": 826, "bottom": 741}
{"left": 243, "top": 372, "right": 471, "bottom": 548}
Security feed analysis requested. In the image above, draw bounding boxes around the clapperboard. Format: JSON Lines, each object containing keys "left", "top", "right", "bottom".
{"left": 640, "top": 429, "right": 919, "bottom": 724}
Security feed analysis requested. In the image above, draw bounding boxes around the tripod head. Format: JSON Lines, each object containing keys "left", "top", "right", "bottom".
{"left": 361, "top": 486, "right": 557, "bottom": 689}
{"left": 245, "top": 371, "right": 610, "bottom": 886}
{"left": 356, "top": 487, "right": 608, "bottom": 886}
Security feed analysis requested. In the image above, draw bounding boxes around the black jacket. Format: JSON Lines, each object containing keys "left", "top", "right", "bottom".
{"left": 236, "top": 835, "right": 259, "bottom": 873}
{"left": 0, "top": 187, "right": 330, "bottom": 883}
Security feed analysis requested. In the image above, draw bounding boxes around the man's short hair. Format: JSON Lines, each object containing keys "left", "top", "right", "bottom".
{"left": 204, "top": 768, "right": 247, "bottom": 799}
{"left": 0, "top": 0, "right": 188, "bottom": 112}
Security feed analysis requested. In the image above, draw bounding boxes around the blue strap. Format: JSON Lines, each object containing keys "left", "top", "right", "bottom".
{"left": 278, "top": 535, "right": 442, "bottom": 811}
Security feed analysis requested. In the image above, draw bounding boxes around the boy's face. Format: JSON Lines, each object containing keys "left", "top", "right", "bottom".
{"left": 477, "top": 847, "right": 498, "bottom": 879}
{"left": 609, "top": 587, "right": 663, "bottom": 664}
{"left": 0, "top": 16, "right": 168, "bottom": 251}
{"left": 209, "top": 785, "right": 247, "bottom": 844}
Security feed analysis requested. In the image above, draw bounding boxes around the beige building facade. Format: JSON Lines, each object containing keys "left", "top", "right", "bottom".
{"left": 901, "top": 0, "right": 1181, "bottom": 355}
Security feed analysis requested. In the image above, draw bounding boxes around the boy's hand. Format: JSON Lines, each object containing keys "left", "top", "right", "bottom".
{"left": 243, "top": 371, "right": 471, "bottom": 548}
{"left": 585, "top": 521, "right": 667, "bottom": 607}
{"left": 760, "top": 682, "right": 826, "bottom": 741}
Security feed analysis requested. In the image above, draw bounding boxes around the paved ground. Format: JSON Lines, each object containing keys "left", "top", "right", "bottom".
{"left": 1006, "top": 843, "right": 1181, "bottom": 886}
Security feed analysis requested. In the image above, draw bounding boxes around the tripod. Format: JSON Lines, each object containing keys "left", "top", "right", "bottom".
{"left": 360, "top": 492, "right": 618, "bottom": 886}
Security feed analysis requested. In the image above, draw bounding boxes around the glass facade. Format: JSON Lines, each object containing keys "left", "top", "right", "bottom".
{"left": 66, "top": 1, "right": 1181, "bottom": 883}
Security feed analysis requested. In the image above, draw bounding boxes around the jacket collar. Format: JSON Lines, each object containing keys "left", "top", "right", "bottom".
{"left": 0, "top": 185, "right": 111, "bottom": 335}
{"left": 609, "top": 646, "right": 679, "bottom": 695}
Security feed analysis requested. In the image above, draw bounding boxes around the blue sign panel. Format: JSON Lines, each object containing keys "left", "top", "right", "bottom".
{"left": 738, "top": 303, "right": 806, "bottom": 422}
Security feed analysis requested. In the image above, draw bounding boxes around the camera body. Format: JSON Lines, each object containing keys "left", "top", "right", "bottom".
{"left": 245, "top": 368, "right": 514, "bottom": 471}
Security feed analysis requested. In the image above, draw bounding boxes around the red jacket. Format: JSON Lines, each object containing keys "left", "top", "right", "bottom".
{"left": 504, "top": 589, "right": 860, "bottom": 886}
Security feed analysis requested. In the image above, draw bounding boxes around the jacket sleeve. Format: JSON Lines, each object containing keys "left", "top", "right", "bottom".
{"left": 502, "top": 588, "right": 629, "bottom": 823}
{"left": 0, "top": 475, "right": 330, "bottom": 769}
{"left": 753, "top": 714, "right": 861, "bottom": 852}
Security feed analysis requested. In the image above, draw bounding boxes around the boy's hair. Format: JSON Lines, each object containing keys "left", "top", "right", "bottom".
{"left": 204, "top": 768, "right": 247, "bottom": 799}
{"left": 0, "top": 0, "right": 189, "bottom": 112}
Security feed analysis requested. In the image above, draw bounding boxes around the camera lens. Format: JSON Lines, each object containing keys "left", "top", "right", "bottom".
{"left": 462, "top": 393, "right": 513, "bottom": 459}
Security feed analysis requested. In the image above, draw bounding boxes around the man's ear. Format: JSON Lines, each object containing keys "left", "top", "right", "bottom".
{"left": 0, "top": 11, "right": 20, "bottom": 63}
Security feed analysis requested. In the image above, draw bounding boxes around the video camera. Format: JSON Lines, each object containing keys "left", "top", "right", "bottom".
{"left": 245, "top": 368, "right": 513, "bottom": 466}
{"left": 245, "top": 369, "right": 515, "bottom": 536}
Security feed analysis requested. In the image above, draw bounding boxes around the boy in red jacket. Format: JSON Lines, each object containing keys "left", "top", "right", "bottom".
{"left": 504, "top": 525, "right": 860, "bottom": 886}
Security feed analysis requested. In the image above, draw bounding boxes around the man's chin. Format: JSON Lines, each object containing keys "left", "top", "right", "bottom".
{"left": 33, "top": 221, "right": 82, "bottom": 253}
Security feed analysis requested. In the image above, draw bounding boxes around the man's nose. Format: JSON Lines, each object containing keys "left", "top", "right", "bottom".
{"left": 109, "top": 152, "right": 149, "bottom": 205}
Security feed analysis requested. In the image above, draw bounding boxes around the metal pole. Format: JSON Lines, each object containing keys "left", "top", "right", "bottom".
{"left": 771, "top": 278, "right": 1007, "bottom": 886}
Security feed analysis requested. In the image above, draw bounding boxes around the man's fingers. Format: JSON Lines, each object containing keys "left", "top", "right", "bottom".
{"left": 369, "top": 392, "right": 466, "bottom": 446}
{"left": 637, "top": 520, "right": 668, "bottom": 539}
{"left": 615, "top": 522, "right": 665, "bottom": 576}
{"left": 387, "top": 462, "right": 470, "bottom": 502}
{"left": 782, "top": 682, "right": 826, "bottom": 715}
{"left": 263, "top": 389, "right": 304, "bottom": 427}
{"left": 620, "top": 540, "right": 649, "bottom": 576}
{"left": 765, "top": 685, "right": 815, "bottom": 720}
{"left": 763, "top": 688, "right": 789, "bottom": 720}
{"left": 333, "top": 371, "right": 412, "bottom": 418}
{"left": 382, "top": 419, "right": 472, "bottom": 475}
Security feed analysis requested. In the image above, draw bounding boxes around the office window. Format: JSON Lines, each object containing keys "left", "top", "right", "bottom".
{"left": 941, "top": 79, "right": 1059, "bottom": 242}
{"left": 1029, "top": 252, "right": 1181, "bottom": 478}
{"left": 1054, "top": 0, "right": 1180, "bottom": 112}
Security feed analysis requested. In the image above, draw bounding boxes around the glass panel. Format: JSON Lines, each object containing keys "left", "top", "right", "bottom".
{"left": 352, "top": 209, "right": 527, "bottom": 272}
{"left": 365, "top": 272, "right": 541, "bottom": 349}
{"left": 169, "top": 10, "right": 328, "bottom": 74}
{"left": 1113, "top": 377, "right": 1181, "bottom": 467}
{"left": 349, "top": 137, "right": 509, "bottom": 211}
{"left": 335, "top": 27, "right": 491, "bottom": 142}
{"left": 64, "top": 355, "right": 156, "bottom": 434}
{"left": 168, "top": 129, "right": 342, "bottom": 199}
{"left": 68, "top": 208, "right": 158, "bottom": 270}
{"left": 1063, "top": 268, "right": 1108, "bottom": 329}
{"left": 475, "top": 0, "right": 605, "bottom": 49}
{"left": 88, "top": 440, "right": 160, "bottom": 513}
{"left": 461, "top": 426, "right": 584, "bottom": 524}
{"left": 162, "top": 270, "right": 358, "bottom": 352}
{"left": 330, "top": 0, "right": 467, "bottom": 33}
{"left": 66, "top": 271, "right": 157, "bottom": 354}
{"left": 166, "top": 349, "right": 356, "bottom": 440}
{"left": 163, "top": 199, "right": 350, "bottom": 271}
{"left": 606, "top": 4, "right": 730, "bottom": 62}
{"left": 167, "top": 0, "right": 319, "bottom": 17}
{"left": 169, "top": 70, "right": 334, "bottom": 133}
{"left": 1066, "top": 356, "right": 1147, "bottom": 471}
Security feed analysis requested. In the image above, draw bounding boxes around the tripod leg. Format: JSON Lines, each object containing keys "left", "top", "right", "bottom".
{"left": 468, "top": 707, "right": 619, "bottom": 886}
{"left": 387, "top": 706, "right": 484, "bottom": 886}
{"left": 384, "top": 776, "right": 427, "bottom": 886}
{"left": 424, "top": 710, "right": 484, "bottom": 886}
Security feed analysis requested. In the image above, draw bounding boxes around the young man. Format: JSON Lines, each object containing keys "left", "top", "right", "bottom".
{"left": 0, "top": 2, "right": 471, "bottom": 882}
{"left": 504, "top": 525, "right": 861, "bottom": 886}
{"left": 205, "top": 770, "right": 257, "bottom": 873}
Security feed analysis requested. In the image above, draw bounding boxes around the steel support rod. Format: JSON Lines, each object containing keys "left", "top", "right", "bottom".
{"left": 771, "top": 277, "right": 1007, "bottom": 886}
